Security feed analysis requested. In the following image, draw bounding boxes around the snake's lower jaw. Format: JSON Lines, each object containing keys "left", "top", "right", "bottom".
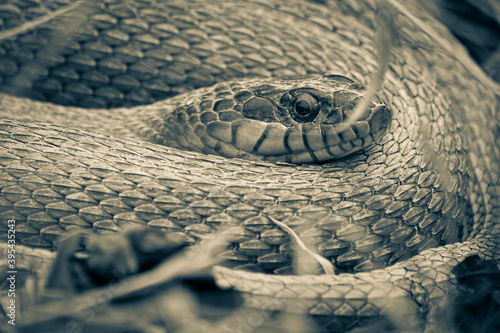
{"left": 289, "top": 104, "right": 393, "bottom": 163}
{"left": 203, "top": 103, "right": 392, "bottom": 164}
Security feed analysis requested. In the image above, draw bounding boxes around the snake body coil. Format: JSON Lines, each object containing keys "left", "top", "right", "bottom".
{"left": 0, "top": 0, "right": 499, "bottom": 331}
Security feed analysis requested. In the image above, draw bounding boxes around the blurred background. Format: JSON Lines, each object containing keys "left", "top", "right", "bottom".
{"left": 422, "top": 0, "right": 500, "bottom": 82}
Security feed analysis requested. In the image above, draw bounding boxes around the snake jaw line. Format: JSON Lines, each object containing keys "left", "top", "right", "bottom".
{"left": 203, "top": 112, "right": 389, "bottom": 163}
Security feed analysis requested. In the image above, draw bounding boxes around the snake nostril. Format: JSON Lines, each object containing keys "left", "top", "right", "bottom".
{"left": 331, "top": 91, "right": 373, "bottom": 122}
{"left": 343, "top": 96, "right": 373, "bottom": 121}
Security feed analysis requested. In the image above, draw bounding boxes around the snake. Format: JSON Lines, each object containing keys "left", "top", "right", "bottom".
{"left": 0, "top": 0, "right": 499, "bottom": 331}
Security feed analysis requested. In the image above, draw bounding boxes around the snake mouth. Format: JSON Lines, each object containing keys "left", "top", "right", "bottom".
{"left": 204, "top": 103, "right": 392, "bottom": 163}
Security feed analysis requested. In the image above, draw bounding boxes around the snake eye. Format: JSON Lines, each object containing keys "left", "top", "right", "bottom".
{"left": 291, "top": 93, "right": 320, "bottom": 122}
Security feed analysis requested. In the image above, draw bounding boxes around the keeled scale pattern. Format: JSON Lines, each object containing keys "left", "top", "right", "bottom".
{"left": 0, "top": 0, "right": 351, "bottom": 108}
{"left": 0, "top": 117, "right": 497, "bottom": 330}
{"left": 0, "top": 102, "right": 470, "bottom": 275}
{"left": 0, "top": 0, "right": 499, "bottom": 330}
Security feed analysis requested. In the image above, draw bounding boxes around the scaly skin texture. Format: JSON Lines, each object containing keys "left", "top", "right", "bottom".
{"left": 0, "top": 0, "right": 499, "bottom": 331}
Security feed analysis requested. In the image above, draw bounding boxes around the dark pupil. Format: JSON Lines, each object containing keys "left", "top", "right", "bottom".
{"left": 295, "top": 99, "right": 311, "bottom": 115}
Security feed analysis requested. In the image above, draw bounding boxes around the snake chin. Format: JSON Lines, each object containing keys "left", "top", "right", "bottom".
{"left": 201, "top": 119, "right": 386, "bottom": 164}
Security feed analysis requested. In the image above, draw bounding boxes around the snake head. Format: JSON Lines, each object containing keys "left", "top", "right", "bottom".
{"left": 162, "top": 75, "right": 392, "bottom": 163}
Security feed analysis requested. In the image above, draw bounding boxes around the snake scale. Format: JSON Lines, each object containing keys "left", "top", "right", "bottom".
{"left": 0, "top": 0, "right": 499, "bottom": 331}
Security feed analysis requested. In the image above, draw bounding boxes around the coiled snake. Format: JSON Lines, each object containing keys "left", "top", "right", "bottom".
{"left": 0, "top": 0, "right": 499, "bottom": 331}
